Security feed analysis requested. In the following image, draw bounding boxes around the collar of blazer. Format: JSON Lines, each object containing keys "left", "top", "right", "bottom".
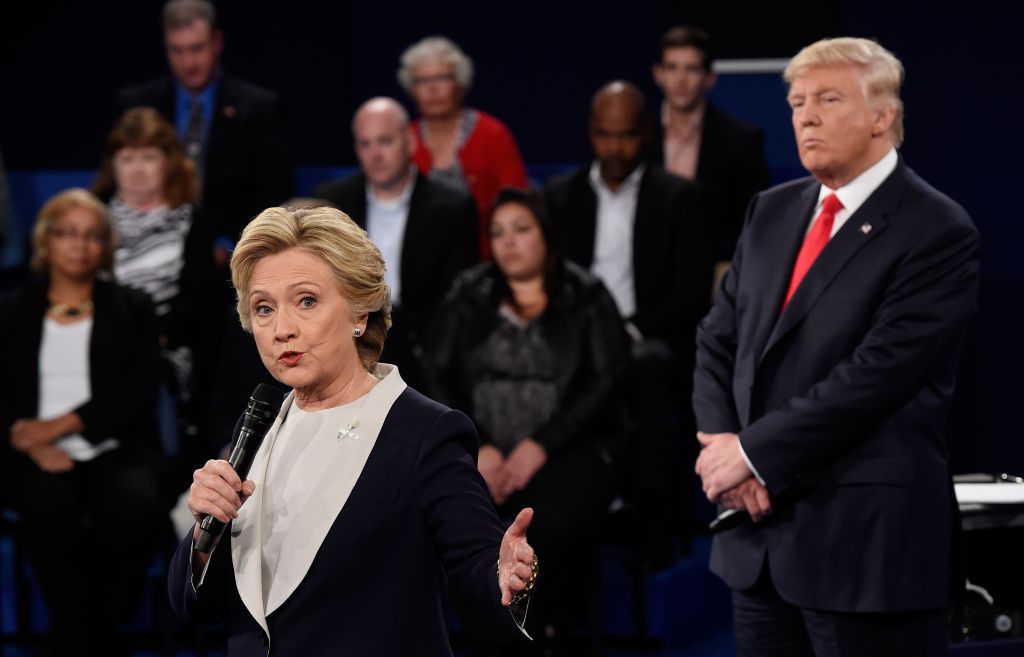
{"left": 756, "top": 163, "right": 908, "bottom": 367}
{"left": 230, "top": 363, "right": 408, "bottom": 636}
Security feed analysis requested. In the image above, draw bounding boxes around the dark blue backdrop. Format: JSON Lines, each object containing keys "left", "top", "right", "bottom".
{"left": 1, "top": 0, "right": 1020, "bottom": 473}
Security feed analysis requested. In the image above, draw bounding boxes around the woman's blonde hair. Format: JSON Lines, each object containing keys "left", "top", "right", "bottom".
{"left": 231, "top": 206, "right": 392, "bottom": 371}
{"left": 784, "top": 37, "right": 905, "bottom": 146}
{"left": 31, "top": 188, "right": 117, "bottom": 274}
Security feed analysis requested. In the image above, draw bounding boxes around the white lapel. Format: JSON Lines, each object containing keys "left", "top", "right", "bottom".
{"left": 261, "top": 364, "right": 408, "bottom": 615}
{"left": 230, "top": 391, "right": 295, "bottom": 639}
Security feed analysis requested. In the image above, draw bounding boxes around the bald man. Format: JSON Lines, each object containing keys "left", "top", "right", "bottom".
{"left": 313, "top": 97, "right": 479, "bottom": 387}
{"left": 544, "top": 81, "right": 713, "bottom": 562}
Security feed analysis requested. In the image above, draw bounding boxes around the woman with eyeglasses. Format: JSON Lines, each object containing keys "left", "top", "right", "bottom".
{"left": 398, "top": 36, "right": 529, "bottom": 258}
{"left": 0, "top": 188, "right": 165, "bottom": 657}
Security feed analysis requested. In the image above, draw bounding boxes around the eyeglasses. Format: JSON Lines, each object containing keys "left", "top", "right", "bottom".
{"left": 50, "top": 227, "right": 107, "bottom": 244}
{"left": 411, "top": 73, "right": 456, "bottom": 87}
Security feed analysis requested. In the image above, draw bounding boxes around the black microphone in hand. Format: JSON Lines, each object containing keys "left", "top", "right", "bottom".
{"left": 195, "top": 383, "right": 285, "bottom": 554}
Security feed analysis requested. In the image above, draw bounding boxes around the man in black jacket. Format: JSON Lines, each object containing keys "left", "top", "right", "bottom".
{"left": 313, "top": 97, "right": 479, "bottom": 387}
{"left": 650, "top": 26, "right": 770, "bottom": 291}
{"left": 544, "top": 81, "right": 712, "bottom": 562}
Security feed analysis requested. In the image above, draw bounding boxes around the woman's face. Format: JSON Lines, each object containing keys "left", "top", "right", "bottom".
{"left": 409, "top": 57, "right": 463, "bottom": 119}
{"left": 46, "top": 206, "right": 106, "bottom": 281}
{"left": 113, "top": 146, "right": 167, "bottom": 203}
{"left": 247, "top": 248, "right": 365, "bottom": 396}
{"left": 491, "top": 202, "right": 547, "bottom": 282}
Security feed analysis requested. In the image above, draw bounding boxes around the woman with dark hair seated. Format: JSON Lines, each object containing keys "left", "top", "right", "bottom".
{"left": 425, "top": 187, "right": 631, "bottom": 651}
{"left": 0, "top": 189, "right": 165, "bottom": 657}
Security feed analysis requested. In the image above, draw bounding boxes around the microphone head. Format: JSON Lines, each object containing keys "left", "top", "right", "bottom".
{"left": 252, "top": 382, "right": 286, "bottom": 408}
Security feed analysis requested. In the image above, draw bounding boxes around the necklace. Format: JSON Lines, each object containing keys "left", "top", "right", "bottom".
{"left": 48, "top": 300, "right": 93, "bottom": 318}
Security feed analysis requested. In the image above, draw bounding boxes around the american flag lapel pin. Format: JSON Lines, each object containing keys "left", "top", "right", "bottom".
{"left": 860, "top": 223, "right": 873, "bottom": 235}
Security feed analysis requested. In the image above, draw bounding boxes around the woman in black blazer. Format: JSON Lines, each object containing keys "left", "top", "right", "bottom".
{"left": 0, "top": 189, "right": 165, "bottom": 657}
{"left": 170, "top": 206, "right": 538, "bottom": 656}
{"left": 424, "top": 187, "right": 631, "bottom": 650}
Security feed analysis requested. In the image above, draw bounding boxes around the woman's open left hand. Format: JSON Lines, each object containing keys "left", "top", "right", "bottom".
{"left": 498, "top": 507, "right": 537, "bottom": 606}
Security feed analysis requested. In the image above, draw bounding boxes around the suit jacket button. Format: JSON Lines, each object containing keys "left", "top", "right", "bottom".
{"left": 259, "top": 632, "right": 268, "bottom": 646}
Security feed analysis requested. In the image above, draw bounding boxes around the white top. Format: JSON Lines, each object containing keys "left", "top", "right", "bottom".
{"left": 38, "top": 317, "right": 119, "bottom": 461}
{"left": 259, "top": 392, "right": 369, "bottom": 610}
{"left": 365, "top": 170, "right": 415, "bottom": 306}
{"left": 808, "top": 147, "right": 899, "bottom": 238}
{"left": 589, "top": 161, "right": 645, "bottom": 319}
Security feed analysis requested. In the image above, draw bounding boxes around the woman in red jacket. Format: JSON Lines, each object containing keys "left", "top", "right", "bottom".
{"left": 398, "top": 36, "right": 529, "bottom": 258}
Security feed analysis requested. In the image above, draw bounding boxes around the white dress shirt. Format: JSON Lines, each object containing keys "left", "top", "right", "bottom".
{"left": 807, "top": 147, "right": 899, "bottom": 238}
{"left": 589, "top": 161, "right": 646, "bottom": 319}
{"left": 365, "top": 171, "right": 416, "bottom": 306}
{"left": 739, "top": 147, "right": 899, "bottom": 486}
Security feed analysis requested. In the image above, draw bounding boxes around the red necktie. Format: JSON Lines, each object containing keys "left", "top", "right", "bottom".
{"left": 782, "top": 193, "right": 844, "bottom": 310}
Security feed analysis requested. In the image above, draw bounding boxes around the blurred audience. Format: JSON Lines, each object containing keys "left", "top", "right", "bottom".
{"left": 115, "top": 0, "right": 293, "bottom": 455}
{"left": 0, "top": 189, "right": 165, "bottom": 657}
{"left": 313, "top": 97, "right": 478, "bottom": 388}
{"left": 650, "top": 26, "right": 770, "bottom": 290}
{"left": 94, "top": 107, "right": 216, "bottom": 463}
{"left": 116, "top": 0, "right": 293, "bottom": 267}
{"left": 398, "top": 36, "right": 529, "bottom": 258}
{"left": 425, "top": 187, "right": 629, "bottom": 652}
{"left": 544, "top": 81, "right": 712, "bottom": 563}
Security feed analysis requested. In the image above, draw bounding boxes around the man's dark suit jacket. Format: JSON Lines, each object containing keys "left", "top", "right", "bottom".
{"left": 649, "top": 103, "right": 770, "bottom": 261}
{"left": 167, "top": 388, "right": 524, "bottom": 657}
{"left": 117, "top": 76, "right": 293, "bottom": 244}
{"left": 693, "top": 160, "right": 981, "bottom": 612}
{"left": 543, "top": 165, "right": 711, "bottom": 356}
{"left": 312, "top": 172, "right": 479, "bottom": 349}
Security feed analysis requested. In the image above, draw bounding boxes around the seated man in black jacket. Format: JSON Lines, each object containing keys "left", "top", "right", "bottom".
{"left": 545, "top": 81, "right": 713, "bottom": 563}
{"left": 314, "top": 97, "right": 479, "bottom": 388}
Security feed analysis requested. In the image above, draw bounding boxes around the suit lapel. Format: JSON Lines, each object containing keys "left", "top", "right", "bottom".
{"left": 758, "top": 167, "right": 905, "bottom": 364}
{"left": 747, "top": 182, "right": 819, "bottom": 369}
{"left": 230, "top": 391, "right": 294, "bottom": 638}
{"left": 263, "top": 365, "right": 408, "bottom": 614}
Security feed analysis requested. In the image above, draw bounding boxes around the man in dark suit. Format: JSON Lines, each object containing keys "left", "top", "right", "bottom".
{"left": 313, "top": 97, "right": 479, "bottom": 387}
{"left": 545, "top": 81, "right": 712, "bottom": 562}
{"left": 693, "top": 37, "right": 981, "bottom": 656}
{"left": 116, "top": 0, "right": 293, "bottom": 264}
{"left": 650, "top": 26, "right": 770, "bottom": 292}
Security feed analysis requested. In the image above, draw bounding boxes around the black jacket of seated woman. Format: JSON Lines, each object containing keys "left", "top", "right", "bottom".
{"left": 423, "top": 187, "right": 631, "bottom": 649}
{"left": 0, "top": 189, "right": 165, "bottom": 657}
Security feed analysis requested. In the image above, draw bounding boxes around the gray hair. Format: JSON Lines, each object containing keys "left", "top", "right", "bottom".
{"left": 162, "top": 0, "right": 216, "bottom": 31}
{"left": 396, "top": 36, "right": 474, "bottom": 93}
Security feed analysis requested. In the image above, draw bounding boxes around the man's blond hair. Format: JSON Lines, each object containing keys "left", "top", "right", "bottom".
{"left": 785, "top": 37, "right": 905, "bottom": 146}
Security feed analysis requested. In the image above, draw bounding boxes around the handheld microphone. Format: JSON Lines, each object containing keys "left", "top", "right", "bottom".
{"left": 708, "top": 508, "right": 749, "bottom": 533}
{"left": 195, "top": 383, "right": 285, "bottom": 553}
